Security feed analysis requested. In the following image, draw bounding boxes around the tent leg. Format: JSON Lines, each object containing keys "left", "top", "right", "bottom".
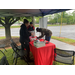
{"left": 39, "top": 16, "right": 48, "bottom": 39}
{"left": 32, "top": 16, "right": 35, "bottom": 27}
{"left": 39, "top": 16, "right": 48, "bottom": 28}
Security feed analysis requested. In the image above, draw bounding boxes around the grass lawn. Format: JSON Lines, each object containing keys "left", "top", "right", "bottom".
{"left": 0, "top": 25, "right": 22, "bottom": 29}
{"left": 0, "top": 24, "right": 61, "bottom": 29}
{"left": 51, "top": 36, "right": 75, "bottom": 45}
{"left": 0, "top": 48, "right": 34, "bottom": 65}
{"left": 0, "top": 24, "right": 74, "bottom": 29}
{"left": 0, "top": 37, "right": 6, "bottom": 39}
{"left": 47, "top": 24, "right": 60, "bottom": 26}
{"left": 36, "top": 24, "right": 60, "bottom": 27}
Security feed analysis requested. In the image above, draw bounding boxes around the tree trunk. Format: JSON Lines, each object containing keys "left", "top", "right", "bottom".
{"left": 5, "top": 25, "right": 11, "bottom": 39}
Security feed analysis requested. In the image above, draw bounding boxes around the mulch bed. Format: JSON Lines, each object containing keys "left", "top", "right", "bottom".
{"left": 0, "top": 37, "right": 21, "bottom": 48}
{"left": 70, "top": 43, "right": 75, "bottom": 46}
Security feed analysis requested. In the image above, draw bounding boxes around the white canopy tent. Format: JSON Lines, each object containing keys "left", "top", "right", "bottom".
{"left": 0, "top": 9, "right": 69, "bottom": 17}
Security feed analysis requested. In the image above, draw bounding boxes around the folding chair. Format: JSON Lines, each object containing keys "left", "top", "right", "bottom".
{"left": 10, "top": 42, "right": 29, "bottom": 65}
{"left": 54, "top": 48, "right": 75, "bottom": 65}
{"left": 0, "top": 50, "right": 9, "bottom": 65}
{"left": 10, "top": 39, "right": 21, "bottom": 49}
{"left": 0, "top": 44, "right": 7, "bottom": 52}
{"left": 10, "top": 39, "right": 21, "bottom": 56}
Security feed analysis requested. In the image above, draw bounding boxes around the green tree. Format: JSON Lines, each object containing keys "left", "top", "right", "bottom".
{"left": 62, "top": 18, "right": 67, "bottom": 23}
{"left": 67, "top": 16, "right": 73, "bottom": 24}
{"left": 35, "top": 16, "right": 42, "bottom": 24}
{"left": 58, "top": 18, "right": 61, "bottom": 24}
{"left": 0, "top": 16, "right": 32, "bottom": 39}
{"left": 0, "top": 17, "right": 20, "bottom": 39}
{"left": 49, "top": 11, "right": 74, "bottom": 25}
{"left": 54, "top": 13, "right": 61, "bottom": 23}
{"left": 72, "top": 11, "right": 75, "bottom": 24}
{"left": 20, "top": 16, "right": 32, "bottom": 22}
{"left": 49, "top": 19, "right": 56, "bottom": 24}
{"left": 63, "top": 11, "right": 66, "bottom": 18}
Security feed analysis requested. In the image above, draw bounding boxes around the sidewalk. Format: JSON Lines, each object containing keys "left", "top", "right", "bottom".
{"left": 50, "top": 39, "right": 75, "bottom": 51}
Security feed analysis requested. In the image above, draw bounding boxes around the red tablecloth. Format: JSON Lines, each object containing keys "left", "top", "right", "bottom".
{"left": 29, "top": 39, "right": 56, "bottom": 65}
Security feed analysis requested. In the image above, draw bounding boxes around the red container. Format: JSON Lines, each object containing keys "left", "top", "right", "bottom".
{"left": 29, "top": 36, "right": 37, "bottom": 42}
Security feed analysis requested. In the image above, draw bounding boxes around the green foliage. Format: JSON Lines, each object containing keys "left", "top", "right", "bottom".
{"left": 47, "top": 11, "right": 75, "bottom": 25}
{"left": 35, "top": 16, "right": 42, "bottom": 23}
{"left": 19, "top": 17, "right": 32, "bottom": 22}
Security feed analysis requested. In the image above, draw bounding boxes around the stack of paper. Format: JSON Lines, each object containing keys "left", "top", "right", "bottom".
{"left": 34, "top": 41, "right": 45, "bottom": 48}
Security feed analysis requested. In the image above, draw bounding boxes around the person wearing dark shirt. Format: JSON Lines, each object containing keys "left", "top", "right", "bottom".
{"left": 36, "top": 27, "right": 52, "bottom": 43}
{"left": 19, "top": 19, "right": 31, "bottom": 62}
{"left": 27, "top": 22, "right": 35, "bottom": 31}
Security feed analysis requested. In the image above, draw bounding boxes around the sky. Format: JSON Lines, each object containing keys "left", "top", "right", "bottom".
{"left": 66, "top": 9, "right": 75, "bottom": 13}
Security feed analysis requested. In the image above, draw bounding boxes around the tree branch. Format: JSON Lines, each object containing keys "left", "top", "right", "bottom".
{"left": 9, "top": 18, "right": 14, "bottom": 24}
{"left": 0, "top": 19, "right": 5, "bottom": 26}
{"left": 0, "top": 18, "right": 5, "bottom": 21}
{"left": 10, "top": 18, "right": 20, "bottom": 26}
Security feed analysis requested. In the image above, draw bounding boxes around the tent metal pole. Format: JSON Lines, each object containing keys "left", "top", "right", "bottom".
{"left": 32, "top": 16, "right": 35, "bottom": 27}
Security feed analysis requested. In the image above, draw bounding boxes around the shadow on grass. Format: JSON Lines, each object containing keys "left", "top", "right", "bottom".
{"left": 0, "top": 48, "right": 35, "bottom": 65}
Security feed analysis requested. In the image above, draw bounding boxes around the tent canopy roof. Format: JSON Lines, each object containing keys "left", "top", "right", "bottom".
{"left": 0, "top": 9, "right": 70, "bottom": 17}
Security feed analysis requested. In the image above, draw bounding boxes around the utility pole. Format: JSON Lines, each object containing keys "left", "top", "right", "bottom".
{"left": 59, "top": 12, "right": 63, "bottom": 37}
{"left": 57, "top": 16, "right": 58, "bottom": 23}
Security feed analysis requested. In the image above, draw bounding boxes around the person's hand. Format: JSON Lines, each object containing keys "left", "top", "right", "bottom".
{"left": 31, "top": 32, "right": 34, "bottom": 36}
{"left": 45, "top": 41, "right": 49, "bottom": 44}
{"left": 37, "top": 37, "right": 39, "bottom": 39}
{"left": 44, "top": 40, "right": 46, "bottom": 43}
{"left": 24, "top": 42, "right": 25, "bottom": 44}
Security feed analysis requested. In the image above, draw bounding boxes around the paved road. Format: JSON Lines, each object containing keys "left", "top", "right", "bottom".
{"left": 0, "top": 25, "right": 75, "bottom": 40}
{"left": 48, "top": 25, "right": 75, "bottom": 39}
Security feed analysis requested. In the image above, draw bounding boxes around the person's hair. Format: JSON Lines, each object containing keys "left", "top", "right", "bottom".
{"left": 23, "top": 19, "right": 29, "bottom": 24}
{"left": 36, "top": 27, "right": 40, "bottom": 31}
{"left": 30, "top": 22, "right": 33, "bottom": 24}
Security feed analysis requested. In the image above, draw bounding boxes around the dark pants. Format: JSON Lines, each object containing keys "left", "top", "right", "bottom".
{"left": 45, "top": 36, "right": 51, "bottom": 42}
{"left": 21, "top": 42, "right": 30, "bottom": 60}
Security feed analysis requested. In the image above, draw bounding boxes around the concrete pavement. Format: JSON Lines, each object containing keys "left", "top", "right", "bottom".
{"left": 51, "top": 39, "right": 75, "bottom": 51}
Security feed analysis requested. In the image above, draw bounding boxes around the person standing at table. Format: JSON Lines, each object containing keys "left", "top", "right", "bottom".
{"left": 36, "top": 27, "right": 52, "bottom": 43}
{"left": 19, "top": 19, "right": 31, "bottom": 62}
{"left": 27, "top": 22, "right": 35, "bottom": 31}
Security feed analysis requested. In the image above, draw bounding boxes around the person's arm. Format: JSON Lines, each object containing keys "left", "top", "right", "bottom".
{"left": 21, "top": 27, "right": 29, "bottom": 43}
{"left": 27, "top": 25, "right": 30, "bottom": 29}
{"left": 33, "top": 26, "right": 35, "bottom": 30}
{"left": 28, "top": 31, "right": 31, "bottom": 36}
{"left": 37, "top": 32, "right": 44, "bottom": 39}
